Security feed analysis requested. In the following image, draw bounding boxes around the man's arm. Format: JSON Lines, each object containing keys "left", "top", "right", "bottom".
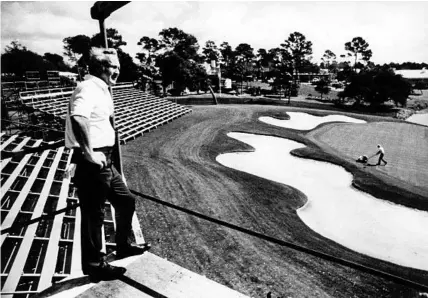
{"left": 71, "top": 115, "right": 106, "bottom": 167}
{"left": 368, "top": 150, "right": 380, "bottom": 159}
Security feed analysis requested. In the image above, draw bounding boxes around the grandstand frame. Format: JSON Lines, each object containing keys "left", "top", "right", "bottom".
{"left": 1, "top": 81, "right": 192, "bottom": 297}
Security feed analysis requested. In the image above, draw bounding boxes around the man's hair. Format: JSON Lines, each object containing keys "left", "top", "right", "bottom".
{"left": 88, "top": 47, "right": 118, "bottom": 77}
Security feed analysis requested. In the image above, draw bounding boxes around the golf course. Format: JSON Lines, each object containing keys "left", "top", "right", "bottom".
{"left": 121, "top": 104, "right": 428, "bottom": 298}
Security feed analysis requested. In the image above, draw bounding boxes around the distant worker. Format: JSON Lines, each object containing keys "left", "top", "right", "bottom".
{"left": 370, "top": 144, "right": 388, "bottom": 166}
{"left": 65, "top": 47, "right": 150, "bottom": 281}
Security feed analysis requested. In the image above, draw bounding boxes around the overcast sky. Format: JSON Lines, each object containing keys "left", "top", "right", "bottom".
{"left": 1, "top": 1, "right": 428, "bottom": 65}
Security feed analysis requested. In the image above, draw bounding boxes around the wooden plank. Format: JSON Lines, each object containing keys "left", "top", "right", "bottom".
{"left": 101, "top": 222, "right": 107, "bottom": 255}
{"left": 20, "top": 91, "right": 73, "bottom": 101}
{"left": 0, "top": 149, "right": 51, "bottom": 245}
{"left": 38, "top": 148, "right": 73, "bottom": 291}
{"left": 1, "top": 147, "right": 64, "bottom": 294}
{"left": 0, "top": 135, "right": 18, "bottom": 151}
{"left": 1, "top": 138, "right": 43, "bottom": 191}
{"left": 1, "top": 156, "right": 32, "bottom": 195}
{"left": 70, "top": 205, "right": 82, "bottom": 276}
{"left": 132, "top": 212, "right": 145, "bottom": 245}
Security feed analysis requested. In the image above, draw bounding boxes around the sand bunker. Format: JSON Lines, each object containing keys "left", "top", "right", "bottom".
{"left": 217, "top": 132, "right": 428, "bottom": 270}
{"left": 406, "top": 113, "right": 428, "bottom": 126}
{"left": 259, "top": 112, "right": 366, "bottom": 130}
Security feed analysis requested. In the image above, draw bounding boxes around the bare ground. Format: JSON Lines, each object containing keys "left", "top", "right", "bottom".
{"left": 122, "top": 105, "right": 428, "bottom": 298}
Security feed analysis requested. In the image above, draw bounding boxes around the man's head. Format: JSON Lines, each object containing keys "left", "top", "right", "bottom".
{"left": 88, "top": 47, "right": 120, "bottom": 85}
{"left": 377, "top": 144, "right": 381, "bottom": 148}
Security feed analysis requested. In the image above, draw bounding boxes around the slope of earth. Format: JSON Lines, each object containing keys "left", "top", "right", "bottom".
{"left": 122, "top": 105, "right": 428, "bottom": 298}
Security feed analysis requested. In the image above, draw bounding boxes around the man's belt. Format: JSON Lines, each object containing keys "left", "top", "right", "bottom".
{"left": 71, "top": 146, "right": 114, "bottom": 167}
{"left": 94, "top": 146, "right": 114, "bottom": 156}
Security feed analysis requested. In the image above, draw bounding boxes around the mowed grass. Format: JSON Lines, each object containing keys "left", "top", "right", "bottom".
{"left": 309, "top": 121, "right": 428, "bottom": 190}
{"left": 298, "top": 83, "right": 340, "bottom": 98}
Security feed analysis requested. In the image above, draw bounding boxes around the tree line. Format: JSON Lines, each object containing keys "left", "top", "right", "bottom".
{"left": 2, "top": 27, "right": 426, "bottom": 107}
{"left": 1, "top": 41, "right": 70, "bottom": 80}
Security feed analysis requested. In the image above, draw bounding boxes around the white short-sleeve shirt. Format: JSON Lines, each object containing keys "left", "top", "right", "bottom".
{"left": 65, "top": 75, "right": 115, "bottom": 149}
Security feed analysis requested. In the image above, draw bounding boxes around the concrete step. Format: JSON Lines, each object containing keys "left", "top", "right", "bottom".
{"left": 36, "top": 252, "right": 249, "bottom": 298}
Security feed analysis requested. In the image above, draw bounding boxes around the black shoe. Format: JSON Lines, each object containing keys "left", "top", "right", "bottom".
{"left": 116, "top": 243, "right": 151, "bottom": 259}
{"left": 86, "top": 261, "right": 126, "bottom": 281}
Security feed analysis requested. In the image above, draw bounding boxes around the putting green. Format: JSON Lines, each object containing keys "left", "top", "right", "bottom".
{"left": 309, "top": 121, "right": 428, "bottom": 189}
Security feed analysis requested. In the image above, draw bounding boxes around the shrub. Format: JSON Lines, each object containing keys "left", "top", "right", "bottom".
{"left": 394, "top": 109, "right": 414, "bottom": 120}
{"left": 413, "top": 100, "right": 428, "bottom": 111}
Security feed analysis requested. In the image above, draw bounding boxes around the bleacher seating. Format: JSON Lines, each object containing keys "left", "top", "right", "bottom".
{"left": 112, "top": 86, "right": 192, "bottom": 143}
{"left": 17, "top": 85, "right": 192, "bottom": 144}
{"left": 0, "top": 133, "right": 118, "bottom": 296}
{"left": 1, "top": 84, "right": 191, "bottom": 297}
{"left": 1, "top": 81, "right": 52, "bottom": 96}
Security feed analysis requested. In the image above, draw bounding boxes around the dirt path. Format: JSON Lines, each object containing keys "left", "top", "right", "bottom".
{"left": 122, "top": 105, "right": 427, "bottom": 298}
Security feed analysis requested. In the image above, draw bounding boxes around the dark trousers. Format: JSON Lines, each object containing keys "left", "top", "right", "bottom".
{"left": 72, "top": 148, "right": 135, "bottom": 270}
{"left": 377, "top": 153, "right": 387, "bottom": 165}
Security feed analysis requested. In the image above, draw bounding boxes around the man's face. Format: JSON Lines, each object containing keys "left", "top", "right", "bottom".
{"left": 101, "top": 56, "right": 120, "bottom": 85}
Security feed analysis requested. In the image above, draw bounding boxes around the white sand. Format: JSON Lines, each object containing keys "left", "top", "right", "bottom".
{"left": 259, "top": 112, "right": 366, "bottom": 130}
{"left": 217, "top": 126, "right": 428, "bottom": 271}
{"left": 406, "top": 112, "right": 428, "bottom": 126}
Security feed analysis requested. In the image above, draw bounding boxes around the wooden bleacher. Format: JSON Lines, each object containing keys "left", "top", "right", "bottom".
{"left": 1, "top": 83, "right": 193, "bottom": 297}
{"left": 17, "top": 84, "right": 192, "bottom": 144}
{"left": 112, "top": 87, "right": 192, "bottom": 143}
{"left": 0, "top": 133, "right": 120, "bottom": 297}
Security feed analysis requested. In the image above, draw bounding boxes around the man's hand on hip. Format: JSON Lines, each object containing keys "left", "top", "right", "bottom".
{"left": 85, "top": 151, "right": 107, "bottom": 169}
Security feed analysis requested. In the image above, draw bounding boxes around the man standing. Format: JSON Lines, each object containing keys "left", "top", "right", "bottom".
{"left": 65, "top": 47, "right": 149, "bottom": 281}
{"left": 374, "top": 144, "right": 388, "bottom": 166}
